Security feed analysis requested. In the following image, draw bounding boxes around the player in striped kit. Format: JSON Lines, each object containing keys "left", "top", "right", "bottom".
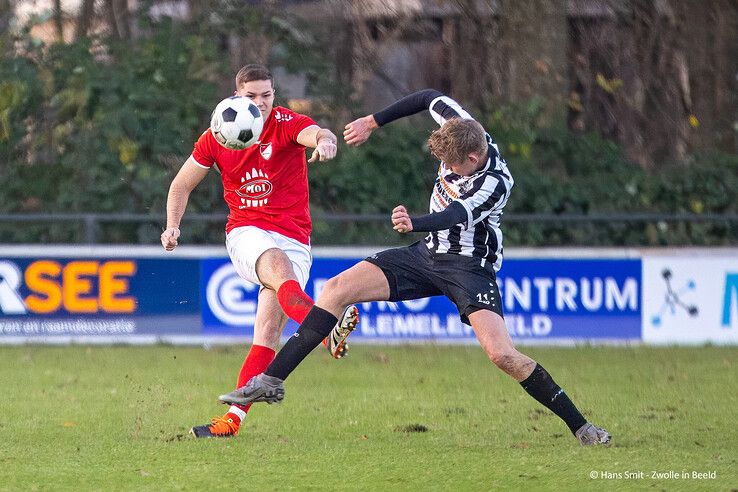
{"left": 220, "top": 89, "right": 611, "bottom": 446}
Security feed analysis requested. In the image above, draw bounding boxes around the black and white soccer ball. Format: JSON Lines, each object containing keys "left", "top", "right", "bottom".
{"left": 210, "top": 96, "right": 264, "bottom": 150}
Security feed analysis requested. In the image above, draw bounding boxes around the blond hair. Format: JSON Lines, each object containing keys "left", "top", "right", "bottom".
{"left": 427, "top": 118, "right": 487, "bottom": 164}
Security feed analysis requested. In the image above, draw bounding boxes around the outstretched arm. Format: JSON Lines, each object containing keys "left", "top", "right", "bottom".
{"left": 391, "top": 201, "right": 468, "bottom": 233}
{"left": 344, "top": 89, "right": 445, "bottom": 146}
{"left": 161, "top": 158, "right": 209, "bottom": 251}
{"left": 296, "top": 125, "right": 338, "bottom": 163}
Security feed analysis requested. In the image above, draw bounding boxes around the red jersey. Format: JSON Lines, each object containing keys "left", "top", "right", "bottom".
{"left": 191, "top": 106, "right": 317, "bottom": 245}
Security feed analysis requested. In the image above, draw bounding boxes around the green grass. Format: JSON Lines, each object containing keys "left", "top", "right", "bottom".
{"left": 0, "top": 345, "right": 736, "bottom": 491}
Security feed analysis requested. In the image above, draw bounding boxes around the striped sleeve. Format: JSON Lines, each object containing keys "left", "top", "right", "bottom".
{"left": 455, "top": 174, "right": 509, "bottom": 229}
{"left": 428, "top": 95, "right": 473, "bottom": 127}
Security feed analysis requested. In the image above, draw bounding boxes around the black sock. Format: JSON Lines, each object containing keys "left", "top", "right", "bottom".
{"left": 520, "top": 364, "right": 587, "bottom": 434}
{"left": 265, "top": 306, "right": 338, "bottom": 381}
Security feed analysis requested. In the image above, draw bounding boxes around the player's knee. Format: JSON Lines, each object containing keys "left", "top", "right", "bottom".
{"left": 489, "top": 349, "right": 522, "bottom": 374}
{"left": 256, "top": 248, "right": 295, "bottom": 286}
{"left": 320, "top": 274, "right": 354, "bottom": 306}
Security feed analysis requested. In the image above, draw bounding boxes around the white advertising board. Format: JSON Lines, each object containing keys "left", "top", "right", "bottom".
{"left": 642, "top": 253, "right": 738, "bottom": 344}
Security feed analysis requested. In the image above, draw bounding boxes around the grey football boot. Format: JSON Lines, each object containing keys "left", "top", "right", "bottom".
{"left": 219, "top": 373, "right": 285, "bottom": 406}
{"left": 575, "top": 423, "right": 611, "bottom": 446}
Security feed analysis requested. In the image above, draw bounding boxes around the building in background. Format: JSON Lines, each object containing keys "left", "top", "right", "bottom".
{"left": 9, "top": 0, "right": 738, "bottom": 164}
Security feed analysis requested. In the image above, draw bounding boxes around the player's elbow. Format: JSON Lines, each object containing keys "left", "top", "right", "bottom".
{"left": 419, "top": 88, "right": 445, "bottom": 104}
{"left": 172, "top": 172, "right": 200, "bottom": 195}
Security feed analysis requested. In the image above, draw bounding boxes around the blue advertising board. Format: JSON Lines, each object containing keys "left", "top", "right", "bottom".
{"left": 498, "top": 259, "right": 641, "bottom": 340}
{"left": 0, "top": 257, "right": 200, "bottom": 337}
{"left": 200, "top": 256, "right": 642, "bottom": 342}
{"left": 1, "top": 249, "right": 642, "bottom": 343}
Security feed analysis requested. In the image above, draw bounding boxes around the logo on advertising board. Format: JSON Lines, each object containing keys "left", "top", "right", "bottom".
{"left": 201, "top": 260, "right": 262, "bottom": 335}
{"left": 0, "top": 258, "right": 138, "bottom": 336}
{"left": 0, "top": 258, "right": 201, "bottom": 338}
{"left": 0, "top": 259, "right": 137, "bottom": 316}
{"left": 650, "top": 268, "right": 698, "bottom": 327}
{"left": 642, "top": 257, "right": 738, "bottom": 344}
{"left": 497, "top": 259, "right": 641, "bottom": 340}
{"left": 319, "top": 258, "right": 641, "bottom": 342}
{"left": 723, "top": 273, "right": 738, "bottom": 328}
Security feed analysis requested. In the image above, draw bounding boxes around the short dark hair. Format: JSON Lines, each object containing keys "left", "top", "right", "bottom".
{"left": 235, "top": 64, "right": 273, "bottom": 87}
{"left": 427, "top": 118, "right": 487, "bottom": 164}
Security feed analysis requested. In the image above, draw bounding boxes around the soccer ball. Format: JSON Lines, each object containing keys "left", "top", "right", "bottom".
{"left": 210, "top": 96, "right": 264, "bottom": 150}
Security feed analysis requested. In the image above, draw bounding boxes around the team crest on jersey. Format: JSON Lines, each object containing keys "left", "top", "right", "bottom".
{"left": 236, "top": 169, "right": 273, "bottom": 208}
{"left": 459, "top": 179, "right": 473, "bottom": 195}
{"left": 259, "top": 143, "right": 272, "bottom": 160}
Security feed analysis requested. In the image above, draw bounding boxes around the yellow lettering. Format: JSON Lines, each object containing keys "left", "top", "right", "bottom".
{"left": 24, "top": 261, "right": 62, "bottom": 314}
{"left": 99, "top": 261, "right": 137, "bottom": 313}
{"left": 63, "top": 261, "right": 98, "bottom": 313}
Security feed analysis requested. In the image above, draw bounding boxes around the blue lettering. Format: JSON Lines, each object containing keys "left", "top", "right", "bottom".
{"left": 722, "top": 274, "right": 738, "bottom": 327}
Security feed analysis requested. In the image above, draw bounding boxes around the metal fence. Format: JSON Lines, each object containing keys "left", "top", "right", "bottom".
{"left": 0, "top": 212, "right": 736, "bottom": 245}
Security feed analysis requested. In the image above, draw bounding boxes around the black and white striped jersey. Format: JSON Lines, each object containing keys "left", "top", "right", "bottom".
{"left": 423, "top": 95, "right": 514, "bottom": 271}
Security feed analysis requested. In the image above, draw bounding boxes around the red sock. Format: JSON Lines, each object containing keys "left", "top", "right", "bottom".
{"left": 234, "top": 344, "right": 276, "bottom": 414}
{"left": 276, "top": 279, "right": 314, "bottom": 323}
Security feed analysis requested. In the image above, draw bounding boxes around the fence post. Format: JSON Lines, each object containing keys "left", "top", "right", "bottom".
{"left": 84, "top": 215, "right": 97, "bottom": 244}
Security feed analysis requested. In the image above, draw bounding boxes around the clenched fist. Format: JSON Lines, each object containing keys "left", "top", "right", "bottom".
{"left": 391, "top": 205, "right": 413, "bottom": 233}
{"left": 161, "top": 227, "right": 180, "bottom": 251}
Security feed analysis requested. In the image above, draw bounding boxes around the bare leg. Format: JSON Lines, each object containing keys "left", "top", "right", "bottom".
{"left": 253, "top": 261, "right": 390, "bottom": 381}
{"left": 254, "top": 248, "right": 313, "bottom": 323}
{"left": 251, "top": 288, "right": 288, "bottom": 349}
{"left": 468, "top": 309, "right": 600, "bottom": 439}
{"left": 254, "top": 248, "right": 300, "bottom": 290}
{"left": 467, "top": 309, "right": 536, "bottom": 381}
{"left": 316, "top": 261, "right": 391, "bottom": 317}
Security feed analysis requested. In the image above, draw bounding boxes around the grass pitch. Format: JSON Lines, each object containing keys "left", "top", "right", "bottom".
{"left": 1, "top": 345, "right": 736, "bottom": 491}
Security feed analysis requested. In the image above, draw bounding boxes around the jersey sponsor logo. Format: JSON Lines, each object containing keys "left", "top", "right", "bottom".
{"left": 236, "top": 169, "right": 273, "bottom": 208}
{"left": 432, "top": 181, "right": 453, "bottom": 209}
{"left": 274, "top": 110, "right": 293, "bottom": 123}
{"left": 237, "top": 179, "right": 272, "bottom": 200}
{"left": 259, "top": 143, "right": 272, "bottom": 160}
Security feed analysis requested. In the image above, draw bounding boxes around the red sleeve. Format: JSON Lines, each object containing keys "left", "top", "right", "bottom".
{"left": 191, "top": 129, "right": 217, "bottom": 168}
{"left": 286, "top": 112, "right": 317, "bottom": 145}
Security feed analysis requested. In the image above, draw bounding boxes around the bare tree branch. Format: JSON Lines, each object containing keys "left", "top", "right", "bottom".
{"left": 74, "top": 0, "right": 95, "bottom": 42}
{"left": 53, "top": 0, "right": 64, "bottom": 42}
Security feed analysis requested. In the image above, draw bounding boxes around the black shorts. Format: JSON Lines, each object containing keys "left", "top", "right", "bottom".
{"left": 365, "top": 241, "right": 503, "bottom": 324}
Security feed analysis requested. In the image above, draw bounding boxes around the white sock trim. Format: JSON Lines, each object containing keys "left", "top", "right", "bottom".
{"left": 228, "top": 406, "right": 247, "bottom": 421}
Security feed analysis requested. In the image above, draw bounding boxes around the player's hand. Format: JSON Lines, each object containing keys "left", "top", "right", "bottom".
{"left": 391, "top": 205, "right": 413, "bottom": 233}
{"left": 308, "top": 139, "right": 337, "bottom": 163}
{"left": 161, "top": 227, "right": 180, "bottom": 251}
{"left": 344, "top": 115, "right": 378, "bottom": 147}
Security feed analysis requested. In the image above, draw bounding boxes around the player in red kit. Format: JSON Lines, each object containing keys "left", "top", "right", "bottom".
{"left": 161, "top": 64, "right": 358, "bottom": 438}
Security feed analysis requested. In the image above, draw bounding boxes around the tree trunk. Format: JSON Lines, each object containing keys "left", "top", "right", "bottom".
{"left": 0, "top": 0, "right": 13, "bottom": 44}
{"left": 447, "top": 0, "right": 499, "bottom": 113}
{"left": 497, "top": 0, "right": 568, "bottom": 122}
{"left": 75, "top": 0, "right": 95, "bottom": 42}
{"left": 104, "top": 0, "right": 131, "bottom": 41}
{"left": 53, "top": 0, "right": 64, "bottom": 42}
